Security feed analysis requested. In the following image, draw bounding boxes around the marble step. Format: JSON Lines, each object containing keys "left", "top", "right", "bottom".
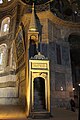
{"left": 30, "top": 111, "right": 51, "bottom": 119}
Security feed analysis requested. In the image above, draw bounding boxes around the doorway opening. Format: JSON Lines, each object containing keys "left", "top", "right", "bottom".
{"left": 29, "top": 39, "right": 37, "bottom": 58}
{"left": 33, "top": 77, "right": 46, "bottom": 111}
{"left": 68, "top": 33, "right": 80, "bottom": 106}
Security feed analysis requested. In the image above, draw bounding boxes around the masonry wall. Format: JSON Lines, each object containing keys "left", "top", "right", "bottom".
{"left": 48, "top": 19, "right": 73, "bottom": 112}
{"left": 0, "top": 38, "right": 19, "bottom": 105}
{"left": 17, "top": 67, "right": 26, "bottom": 106}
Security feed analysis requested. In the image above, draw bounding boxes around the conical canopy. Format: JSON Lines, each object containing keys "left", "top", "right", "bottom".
{"left": 29, "top": 3, "right": 38, "bottom": 32}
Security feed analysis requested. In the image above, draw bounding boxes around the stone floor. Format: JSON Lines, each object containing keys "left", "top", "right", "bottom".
{"left": 0, "top": 105, "right": 78, "bottom": 120}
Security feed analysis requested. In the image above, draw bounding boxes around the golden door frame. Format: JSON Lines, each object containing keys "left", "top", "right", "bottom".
{"left": 29, "top": 59, "right": 50, "bottom": 114}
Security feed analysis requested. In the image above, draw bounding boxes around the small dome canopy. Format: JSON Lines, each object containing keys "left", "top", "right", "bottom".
{"left": 31, "top": 52, "right": 47, "bottom": 60}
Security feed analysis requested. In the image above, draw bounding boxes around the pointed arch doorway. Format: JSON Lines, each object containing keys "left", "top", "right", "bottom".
{"left": 33, "top": 77, "right": 46, "bottom": 111}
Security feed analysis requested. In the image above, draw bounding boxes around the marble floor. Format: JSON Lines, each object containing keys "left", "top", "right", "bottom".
{"left": 0, "top": 105, "right": 26, "bottom": 119}
{"left": 0, "top": 105, "right": 78, "bottom": 120}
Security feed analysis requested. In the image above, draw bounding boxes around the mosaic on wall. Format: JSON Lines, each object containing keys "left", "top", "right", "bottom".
{"left": 15, "top": 27, "right": 25, "bottom": 61}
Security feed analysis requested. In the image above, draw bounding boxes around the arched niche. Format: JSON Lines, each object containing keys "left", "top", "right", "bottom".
{"left": 0, "top": 44, "right": 8, "bottom": 72}
{"left": 64, "top": 30, "right": 80, "bottom": 42}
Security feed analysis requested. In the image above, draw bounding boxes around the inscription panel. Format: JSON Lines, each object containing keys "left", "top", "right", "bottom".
{"left": 32, "top": 63, "right": 47, "bottom": 69}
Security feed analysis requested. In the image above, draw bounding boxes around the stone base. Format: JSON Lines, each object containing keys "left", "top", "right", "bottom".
{"left": 0, "top": 74, "right": 19, "bottom": 105}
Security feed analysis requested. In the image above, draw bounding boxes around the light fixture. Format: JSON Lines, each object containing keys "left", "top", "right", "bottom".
{"left": 61, "top": 86, "right": 63, "bottom": 91}
{"left": 74, "top": 11, "right": 77, "bottom": 14}
{"left": 78, "top": 84, "right": 80, "bottom": 86}
{"left": 73, "top": 87, "right": 75, "bottom": 91}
